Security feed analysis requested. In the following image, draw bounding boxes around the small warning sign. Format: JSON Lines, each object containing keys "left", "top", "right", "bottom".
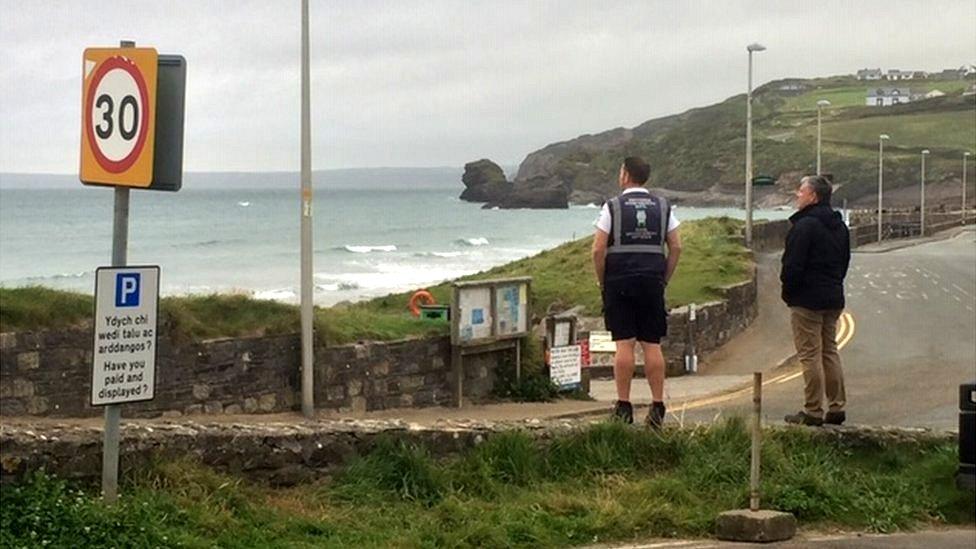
{"left": 91, "top": 266, "right": 159, "bottom": 406}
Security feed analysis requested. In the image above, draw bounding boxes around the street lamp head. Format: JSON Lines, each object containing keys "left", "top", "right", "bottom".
{"left": 922, "top": 149, "right": 930, "bottom": 155}
{"left": 817, "top": 99, "right": 831, "bottom": 107}
{"left": 879, "top": 134, "right": 890, "bottom": 140}
{"left": 747, "top": 43, "right": 766, "bottom": 52}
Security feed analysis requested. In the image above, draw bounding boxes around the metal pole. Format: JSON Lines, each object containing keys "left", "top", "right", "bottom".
{"left": 745, "top": 50, "right": 754, "bottom": 247}
{"left": 101, "top": 39, "right": 135, "bottom": 506}
{"left": 816, "top": 105, "right": 822, "bottom": 175}
{"left": 300, "top": 0, "right": 315, "bottom": 419}
{"left": 920, "top": 152, "right": 926, "bottom": 237}
{"left": 749, "top": 371, "right": 762, "bottom": 512}
{"left": 877, "top": 137, "right": 885, "bottom": 243}
{"left": 964, "top": 152, "right": 970, "bottom": 222}
{"left": 103, "top": 188, "right": 128, "bottom": 504}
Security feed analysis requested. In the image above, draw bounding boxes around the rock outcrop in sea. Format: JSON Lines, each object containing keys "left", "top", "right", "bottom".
{"left": 459, "top": 159, "right": 568, "bottom": 209}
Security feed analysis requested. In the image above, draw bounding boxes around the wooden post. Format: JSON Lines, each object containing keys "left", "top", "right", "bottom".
{"left": 750, "top": 372, "right": 762, "bottom": 512}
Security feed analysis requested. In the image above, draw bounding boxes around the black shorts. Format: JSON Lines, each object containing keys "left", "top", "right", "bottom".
{"left": 602, "top": 276, "right": 668, "bottom": 343}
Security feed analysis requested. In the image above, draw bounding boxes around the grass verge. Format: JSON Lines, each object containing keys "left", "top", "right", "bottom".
{"left": 0, "top": 218, "right": 751, "bottom": 345}
{"left": 2, "top": 419, "right": 971, "bottom": 548}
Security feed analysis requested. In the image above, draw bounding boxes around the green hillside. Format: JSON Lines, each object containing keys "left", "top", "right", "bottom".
{"left": 517, "top": 75, "right": 975, "bottom": 203}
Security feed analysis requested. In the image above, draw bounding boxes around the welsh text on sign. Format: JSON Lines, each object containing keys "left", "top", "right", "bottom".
{"left": 92, "top": 266, "right": 159, "bottom": 406}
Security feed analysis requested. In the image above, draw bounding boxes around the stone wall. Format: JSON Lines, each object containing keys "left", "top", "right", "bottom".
{"left": 747, "top": 219, "right": 792, "bottom": 253}
{"left": 0, "top": 327, "right": 508, "bottom": 418}
{"left": 0, "top": 419, "right": 953, "bottom": 486}
{"left": 581, "top": 268, "right": 758, "bottom": 377}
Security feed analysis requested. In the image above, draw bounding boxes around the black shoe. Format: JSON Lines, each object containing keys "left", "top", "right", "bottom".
{"left": 611, "top": 401, "right": 634, "bottom": 424}
{"left": 824, "top": 411, "right": 846, "bottom": 425}
{"left": 646, "top": 401, "right": 666, "bottom": 430}
{"left": 784, "top": 411, "right": 824, "bottom": 426}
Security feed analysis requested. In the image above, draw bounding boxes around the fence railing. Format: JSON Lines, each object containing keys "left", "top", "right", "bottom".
{"left": 847, "top": 208, "right": 976, "bottom": 248}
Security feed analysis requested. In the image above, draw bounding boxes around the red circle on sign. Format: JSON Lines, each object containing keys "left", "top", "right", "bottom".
{"left": 84, "top": 56, "right": 151, "bottom": 174}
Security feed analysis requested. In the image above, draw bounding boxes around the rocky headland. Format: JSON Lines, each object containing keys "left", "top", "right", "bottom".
{"left": 459, "top": 74, "right": 975, "bottom": 209}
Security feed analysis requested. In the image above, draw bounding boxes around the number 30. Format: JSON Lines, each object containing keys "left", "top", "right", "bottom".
{"left": 95, "top": 94, "right": 139, "bottom": 140}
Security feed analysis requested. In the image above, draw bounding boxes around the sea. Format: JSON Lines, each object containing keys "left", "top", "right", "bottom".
{"left": 0, "top": 170, "right": 790, "bottom": 306}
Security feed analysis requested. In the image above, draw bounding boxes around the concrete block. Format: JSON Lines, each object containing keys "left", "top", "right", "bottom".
{"left": 715, "top": 509, "right": 796, "bottom": 543}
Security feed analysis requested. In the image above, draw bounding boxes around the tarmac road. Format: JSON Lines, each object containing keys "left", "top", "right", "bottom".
{"left": 681, "top": 227, "right": 976, "bottom": 430}
{"left": 594, "top": 527, "right": 976, "bottom": 548}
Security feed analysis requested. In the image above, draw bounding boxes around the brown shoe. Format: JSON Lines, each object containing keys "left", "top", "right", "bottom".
{"left": 784, "top": 411, "right": 824, "bottom": 426}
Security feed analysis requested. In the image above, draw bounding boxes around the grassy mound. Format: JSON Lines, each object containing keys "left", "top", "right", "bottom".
{"left": 2, "top": 419, "right": 971, "bottom": 548}
{"left": 0, "top": 218, "right": 751, "bottom": 345}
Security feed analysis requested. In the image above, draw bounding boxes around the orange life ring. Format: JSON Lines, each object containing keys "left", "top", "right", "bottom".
{"left": 408, "top": 290, "right": 436, "bottom": 317}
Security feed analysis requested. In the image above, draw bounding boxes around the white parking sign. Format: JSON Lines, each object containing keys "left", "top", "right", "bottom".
{"left": 92, "top": 266, "right": 159, "bottom": 406}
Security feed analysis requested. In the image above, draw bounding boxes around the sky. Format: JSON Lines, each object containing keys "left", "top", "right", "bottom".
{"left": 1, "top": 0, "right": 974, "bottom": 174}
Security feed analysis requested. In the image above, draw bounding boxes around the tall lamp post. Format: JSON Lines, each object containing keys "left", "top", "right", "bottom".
{"left": 920, "top": 149, "right": 930, "bottom": 237}
{"left": 816, "top": 99, "right": 831, "bottom": 175}
{"left": 744, "top": 42, "right": 766, "bottom": 247}
{"left": 964, "top": 151, "right": 971, "bottom": 221}
{"left": 300, "top": 0, "right": 315, "bottom": 418}
{"left": 877, "top": 134, "right": 889, "bottom": 243}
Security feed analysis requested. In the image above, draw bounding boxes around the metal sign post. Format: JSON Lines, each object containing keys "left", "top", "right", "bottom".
{"left": 102, "top": 187, "right": 128, "bottom": 504}
{"left": 80, "top": 39, "right": 185, "bottom": 503}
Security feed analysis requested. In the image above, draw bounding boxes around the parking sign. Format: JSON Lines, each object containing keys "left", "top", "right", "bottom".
{"left": 92, "top": 266, "right": 159, "bottom": 406}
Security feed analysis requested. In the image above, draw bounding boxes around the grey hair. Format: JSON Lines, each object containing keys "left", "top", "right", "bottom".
{"left": 801, "top": 175, "right": 832, "bottom": 204}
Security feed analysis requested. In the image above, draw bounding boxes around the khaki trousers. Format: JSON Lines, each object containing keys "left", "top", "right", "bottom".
{"left": 790, "top": 306, "right": 846, "bottom": 418}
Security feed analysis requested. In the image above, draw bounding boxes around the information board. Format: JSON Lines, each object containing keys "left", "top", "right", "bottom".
{"left": 549, "top": 345, "right": 582, "bottom": 389}
{"left": 91, "top": 266, "right": 159, "bottom": 405}
{"left": 457, "top": 286, "right": 492, "bottom": 343}
{"left": 452, "top": 277, "right": 531, "bottom": 346}
{"left": 494, "top": 283, "right": 528, "bottom": 336}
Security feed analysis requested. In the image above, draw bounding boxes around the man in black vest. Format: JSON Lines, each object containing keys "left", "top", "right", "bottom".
{"left": 592, "top": 156, "right": 682, "bottom": 427}
{"left": 781, "top": 175, "right": 851, "bottom": 426}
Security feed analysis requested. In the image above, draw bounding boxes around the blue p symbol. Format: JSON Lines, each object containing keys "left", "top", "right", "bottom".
{"left": 115, "top": 273, "right": 141, "bottom": 307}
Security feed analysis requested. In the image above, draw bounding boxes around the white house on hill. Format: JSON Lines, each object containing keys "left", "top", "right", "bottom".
{"left": 857, "top": 68, "right": 883, "bottom": 80}
{"left": 866, "top": 88, "right": 911, "bottom": 106}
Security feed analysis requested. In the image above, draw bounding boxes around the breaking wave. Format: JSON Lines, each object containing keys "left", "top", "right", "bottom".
{"left": 342, "top": 244, "right": 398, "bottom": 253}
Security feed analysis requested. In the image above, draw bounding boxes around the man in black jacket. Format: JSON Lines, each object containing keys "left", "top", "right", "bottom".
{"left": 781, "top": 175, "right": 851, "bottom": 426}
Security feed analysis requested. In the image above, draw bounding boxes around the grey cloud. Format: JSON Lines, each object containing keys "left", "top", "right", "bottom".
{"left": 1, "top": 0, "right": 973, "bottom": 173}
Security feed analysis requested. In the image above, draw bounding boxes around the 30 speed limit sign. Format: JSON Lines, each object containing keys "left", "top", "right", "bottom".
{"left": 80, "top": 48, "right": 158, "bottom": 187}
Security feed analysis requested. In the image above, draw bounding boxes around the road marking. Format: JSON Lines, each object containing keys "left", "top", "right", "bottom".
{"left": 951, "top": 283, "right": 973, "bottom": 298}
{"left": 921, "top": 292, "right": 929, "bottom": 300}
{"left": 954, "top": 295, "right": 962, "bottom": 303}
{"left": 679, "top": 313, "right": 855, "bottom": 409}
{"left": 613, "top": 542, "right": 703, "bottom": 549}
